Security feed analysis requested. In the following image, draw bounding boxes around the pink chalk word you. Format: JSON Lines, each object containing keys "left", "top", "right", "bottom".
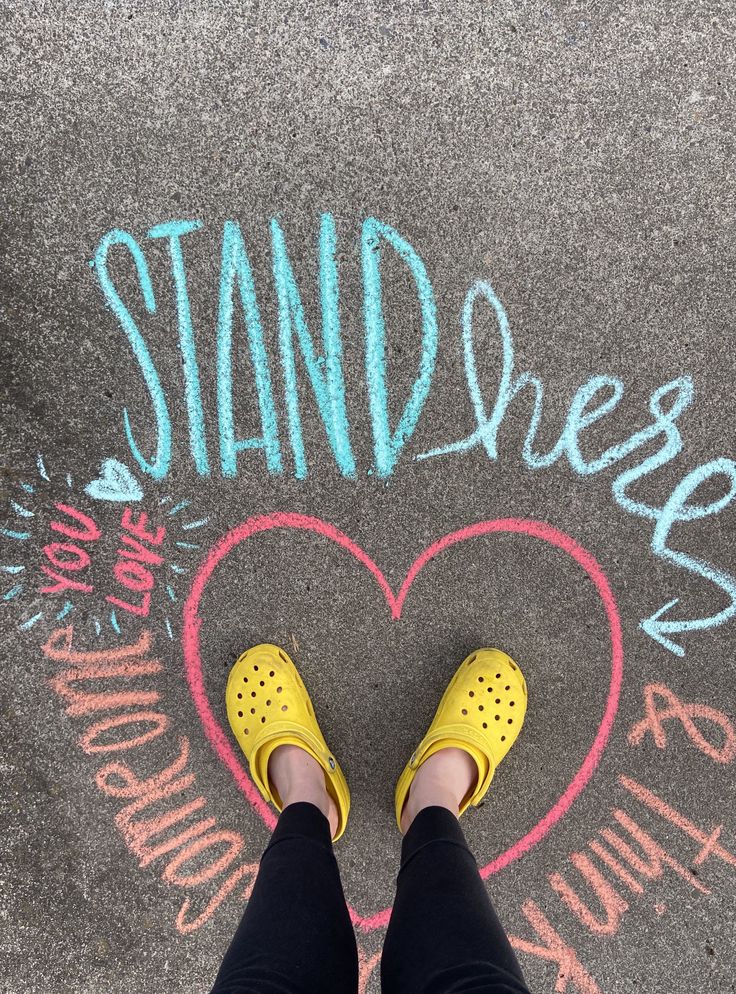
{"left": 39, "top": 503, "right": 166, "bottom": 617}
{"left": 182, "top": 512, "right": 624, "bottom": 932}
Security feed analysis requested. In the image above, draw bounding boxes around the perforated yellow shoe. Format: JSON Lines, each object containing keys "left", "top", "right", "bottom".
{"left": 395, "top": 648, "right": 527, "bottom": 829}
{"left": 226, "top": 644, "right": 350, "bottom": 841}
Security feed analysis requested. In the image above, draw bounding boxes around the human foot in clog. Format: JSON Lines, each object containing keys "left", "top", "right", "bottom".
{"left": 396, "top": 648, "right": 528, "bottom": 833}
{"left": 226, "top": 644, "right": 350, "bottom": 841}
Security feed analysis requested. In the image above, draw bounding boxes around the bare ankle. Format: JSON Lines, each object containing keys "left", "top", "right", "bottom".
{"left": 268, "top": 744, "right": 338, "bottom": 837}
{"left": 400, "top": 747, "right": 477, "bottom": 834}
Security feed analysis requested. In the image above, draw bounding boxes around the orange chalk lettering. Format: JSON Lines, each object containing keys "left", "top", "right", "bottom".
{"left": 175, "top": 862, "right": 258, "bottom": 935}
{"left": 508, "top": 899, "right": 603, "bottom": 993}
{"left": 601, "top": 810, "right": 709, "bottom": 894}
{"left": 43, "top": 625, "right": 153, "bottom": 664}
{"left": 628, "top": 683, "right": 736, "bottom": 764}
{"left": 549, "top": 852, "right": 628, "bottom": 935}
{"left": 79, "top": 710, "right": 169, "bottom": 753}
{"left": 619, "top": 775, "right": 736, "bottom": 870}
{"left": 162, "top": 830, "right": 244, "bottom": 887}
{"left": 587, "top": 840, "right": 644, "bottom": 894}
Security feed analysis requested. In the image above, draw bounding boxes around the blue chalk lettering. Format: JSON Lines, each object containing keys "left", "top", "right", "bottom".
{"left": 93, "top": 229, "right": 172, "bottom": 479}
{"left": 216, "top": 221, "right": 283, "bottom": 477}
{"left": 562, "top": 377, "right": 625, "bottom": 474}
{"left": 271, "top": 214, "right": 356, "bottom": 479}
{"left": 641, "top": 457, "right": 736, "bottom": 655}
{"left": 416, "top": 280, "right": 557, "bottom": 468}
{"left": 147, "top": 220, "right": 210, "bottom": 476}
{"left": 362, "top": 217, "right": 438, "bottom": 477}
{"left": 611, "top": 378, "right": 695, "bottom": 520}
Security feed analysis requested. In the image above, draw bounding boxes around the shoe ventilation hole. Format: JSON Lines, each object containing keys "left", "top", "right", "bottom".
{"left": 277, "top": 686, "right": 283, "bottom": 694}
{"left": 478, "top": 705, "right": 484, "bottom": 712}
{"left": 495, "top": 715, "right": 500, "bottom": 721}
{"left": 469, "top": 690, "right": 475, "bottom": 698}
{"left": 510, "top": 701, "right": 515, "bottom": 707}
{"left": 254, "top": 665, "right": 259, "bottom": 671}
{"left": 510, "top": 663, "right": 517, "bottom": 671}
{"left": 237, "top": 711, "right": 243, "bottom": 717}
{"left": 269, "top": 670, "right": 275, "bottom": 677}
{"left": 243, "top": 677, "right": 248, "bottom": 683}
{"left": 501, "top": 735, "right": 506, "bottom": 742}
{"left": 461, "top": 708, "right": 468, "bottom": 716}
{"left": 495, "top": 698, "right": 500, "bottom": 704}
{"left": 278, "top": 650, "right": 290, "bottom": 664}
{"left": 251, "top": 691, "right": 256, "bottom": 698}
{"left": 478, "top": 676, "right": 484, "bottom": 683}
{"left": 266, "top": 699, "right": 271, "bottom": 706}
{"left": 281, "top": 704, "right": 288, "bottom": 712}
{"left": 496, "top": 673, "right": 501, "bottom": 679}
{"left": 260, "top": 680, "right": 265, "bottom": 686}
{"left": 237, "top": 692, "right": 242, "bottom": 699}
{"left": 505, "top": 684, "right": 510, "bottom": 691}
{"left": 487, "top": 687, "right": 493, "bottom": 693}
{"left": 482, "top": 722, "right": 488, "bottom": 729}
{"left": 250, "top": 707, "right": 255, "bottom": 714}
{"left": 508, "top": 718, "right": 513, "bottom": 724}
{"left": 261, "top": 716, "right": 266, "bottom": 723}
{"left": 244, "top": 728, "right": 249, "bottom": 735}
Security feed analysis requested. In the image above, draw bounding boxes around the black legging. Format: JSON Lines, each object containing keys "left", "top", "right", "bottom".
{"left": 209, "top": 802, "right": 531, "bottom": 994}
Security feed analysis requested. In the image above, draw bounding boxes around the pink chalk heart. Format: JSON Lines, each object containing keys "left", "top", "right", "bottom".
{"left": 182, "top": 513, "right": 623, "bottom": 933}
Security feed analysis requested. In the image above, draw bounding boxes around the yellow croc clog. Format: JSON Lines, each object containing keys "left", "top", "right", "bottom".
{"left": 226, "top": 643, "right": 350, "bottom": 841}
{"left": 395, "top": 648, "right": 527, "bottom": 830}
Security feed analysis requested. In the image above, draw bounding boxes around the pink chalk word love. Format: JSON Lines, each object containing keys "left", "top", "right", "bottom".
{"left": 182, "top": 513, "right": 623, "bottom": 932}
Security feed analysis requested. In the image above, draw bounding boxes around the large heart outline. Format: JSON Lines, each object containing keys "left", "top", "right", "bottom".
{"left": 182, "top": 512, "right": 623, "bottom": 932}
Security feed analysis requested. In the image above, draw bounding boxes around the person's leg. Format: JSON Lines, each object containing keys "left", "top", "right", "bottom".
{"left": 209, "top": 746, "right": 358, "bottom": 994}
{"left": 381, "top": 748, "right": 531, "bottom": 994}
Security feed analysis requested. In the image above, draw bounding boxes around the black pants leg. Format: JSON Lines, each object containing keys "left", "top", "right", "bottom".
{"left": 381, "top": 805, "right": 531, "bottom": 994}
{"left": 209, "top": 801, "right": 358, "bottom": 994}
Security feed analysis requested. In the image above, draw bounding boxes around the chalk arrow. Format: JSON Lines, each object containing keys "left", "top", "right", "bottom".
{"left": 640, "top": 590, "right": 736, "bottom": 658}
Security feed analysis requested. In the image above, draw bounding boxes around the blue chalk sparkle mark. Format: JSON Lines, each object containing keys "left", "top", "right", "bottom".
{"left": 66, "top": 473, "right": 73, "bottom": 488}
{"left": 3, "top": 584, "right": 23, "bottom": 601}
{"left": 20, "top": 482, "right": 34, "bottom": 494}
{"left": 56, "top": 601, "right": 74, "bottom": 621}
{"left": 166, "top": 584, "right": 177, "bottom": 602}
{"left": 167, "top": 500, "right": 190, "bottom": 516}
{"left": 1, "top": 565, "right": 24, "bottom": 574}
{"left": 181, "top": 517, "right": 209, "bottom": 531}
{"left": 36, "top": 454, "right": 50, "bottom": 481}
{"left": 159, "top": 495, "right": 173, "bottom": 505}
{"left": 20, "top": 613, "right": 44, "bottom": 630}
{"left": 110, "top": 610, "right": 121, "bottom": 634}
{"left": 1, "top": 529, "right": 30, "bottom": 540}
{"left": 168, "top": 563, "right": 187, "bottom": 574}
{"left": 176, "top": 541, "right": 200, "bottom": 549}
{"left": 94, "top": 617, "right": 101, "bottom": 636}
{"left": 165, "top": 617, "right": 174, "bottom": 640}
{"left": 11, "top": 501, "right": 34, "bottom": 518}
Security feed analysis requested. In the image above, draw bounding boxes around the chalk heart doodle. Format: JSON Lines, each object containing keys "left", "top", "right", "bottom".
{"left": 182, "top": 511, "right": 624, "bottom": 931}
{"left": 85, "top": 458, "right": 143, "bottom": 503}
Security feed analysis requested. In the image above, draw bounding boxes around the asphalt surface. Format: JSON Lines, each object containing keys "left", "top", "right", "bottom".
{"left": 2, "top": 3, "right": 736, "bottom": 992}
